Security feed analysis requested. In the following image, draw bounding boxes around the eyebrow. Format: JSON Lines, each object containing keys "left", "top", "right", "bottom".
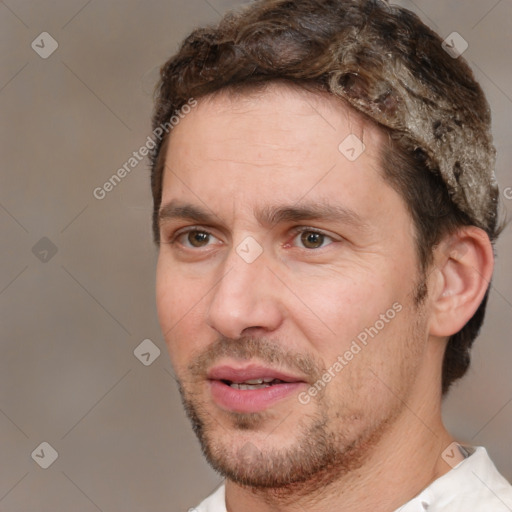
{"left": 158, "top": 201, "right": 219, "bottom": 225}
{"left": 256, "top": 202, "right": 367, "bottom": 230}
{"left": 158, "top": 200, "right": 368, "bottom": 231}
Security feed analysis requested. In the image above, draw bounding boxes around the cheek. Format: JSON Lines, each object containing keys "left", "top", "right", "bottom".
{"left": 156, "top": 254, "right": 206, "bottom": 322}
{"left": 155, "top": 263, "right": 181, "bottom": 332}
{"left": 292, "top": 271, "right": 396, "bottom": 352}
{"left": 156, "top": 259, "right": 206, "bottom": 366}
{"left": 319, "top": 295, "right": 422, "bottom": 413}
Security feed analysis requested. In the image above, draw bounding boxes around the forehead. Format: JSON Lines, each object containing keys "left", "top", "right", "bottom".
{"left": 159, "top": 82, "right": 395, "bottom": 226}
{"left": 175, "top": 82, "right": 379, "bottom": 158}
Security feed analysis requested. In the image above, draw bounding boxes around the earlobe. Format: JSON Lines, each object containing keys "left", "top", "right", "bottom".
{"left": 429, "top": 227, "right": 494, "bottom": 337}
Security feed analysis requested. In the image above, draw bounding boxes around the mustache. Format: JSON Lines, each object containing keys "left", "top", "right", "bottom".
{"left": 187, "top": 335, "right": 324, "bottom": 382}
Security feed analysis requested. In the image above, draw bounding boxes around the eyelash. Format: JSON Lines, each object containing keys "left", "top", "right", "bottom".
{"left": 168, "top": 226, "right": 337, "bottom": 250}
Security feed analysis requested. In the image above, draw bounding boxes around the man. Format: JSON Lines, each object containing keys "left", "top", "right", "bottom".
{"left": 150, "top": 0, "right": 512, "bottom": 510}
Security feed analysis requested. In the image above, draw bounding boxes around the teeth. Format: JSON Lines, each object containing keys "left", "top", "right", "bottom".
{"left": 243, "top": 378, "right": 278, "bottom": 384}
{"left": 230, "top": 383, "right": 272, "bottom": 390}
{"left": 232, "top": 378, "right": 280, "bottom": 385}
{"left": 228, "top": 378, "right": 284, "bottom": 390}
{"left": 244, "top": 379, "right": 264, "bottom": 384}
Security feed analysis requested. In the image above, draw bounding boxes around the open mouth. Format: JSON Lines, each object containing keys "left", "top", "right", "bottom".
{"left": 207, "top": 365, "right": 307, "bottom": 413}
{"left": 221, "top": 378, "right": 287, "bottom": 390}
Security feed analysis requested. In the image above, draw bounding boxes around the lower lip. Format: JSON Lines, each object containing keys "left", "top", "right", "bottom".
{"left": 209, "top": 380, "right": 306, "bottom": 413}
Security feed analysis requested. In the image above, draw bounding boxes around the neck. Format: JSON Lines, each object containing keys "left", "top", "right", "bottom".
{"left": 225, "top": 400, "right": 454, "bottom": 512}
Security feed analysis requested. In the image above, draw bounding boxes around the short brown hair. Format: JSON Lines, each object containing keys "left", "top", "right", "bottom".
{"left": 150, "top": 0, "right": 502, "bottom": 394}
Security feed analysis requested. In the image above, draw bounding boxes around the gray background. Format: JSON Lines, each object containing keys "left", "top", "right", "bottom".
{"left": 0, "top": 0, "right": 511, "bottom": 511}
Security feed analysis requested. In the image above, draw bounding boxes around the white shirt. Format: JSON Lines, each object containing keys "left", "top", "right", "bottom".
{"left": 192, "top": 446, "right": 512, "bottom": 511}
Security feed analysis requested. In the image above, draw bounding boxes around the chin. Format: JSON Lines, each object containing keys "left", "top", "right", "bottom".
{"left": 182, "top": 392, "right": 364, "bottom": 491}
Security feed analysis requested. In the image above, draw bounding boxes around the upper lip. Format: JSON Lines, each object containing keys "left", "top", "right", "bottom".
{"left": 207, "top": 364, "right": 306, "bottom": 384}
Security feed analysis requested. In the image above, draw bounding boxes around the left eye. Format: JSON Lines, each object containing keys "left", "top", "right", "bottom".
{"left": 175, "top": 229, "right": 220, "bottom": 248}
{"left": 293, "top": 230, "right": 334, "bottom": 249}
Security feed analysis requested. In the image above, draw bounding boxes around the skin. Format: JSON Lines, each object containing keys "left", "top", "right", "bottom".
{"left": 155, "top": 83, "right": 494, "bottom": 512}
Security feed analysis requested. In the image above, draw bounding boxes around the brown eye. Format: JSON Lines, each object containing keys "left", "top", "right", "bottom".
{"left": 186, "top": 230, "right": 211, "bottom": 247}
{"left": 299, "top": 231, "right": 327, "bottom": 249}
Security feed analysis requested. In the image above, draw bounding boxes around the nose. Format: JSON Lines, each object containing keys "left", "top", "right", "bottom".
{"left": 205, "top": 244, "right": 284, "bottom": 339}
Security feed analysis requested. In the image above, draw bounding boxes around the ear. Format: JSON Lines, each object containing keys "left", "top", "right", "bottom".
{"left": 428, "top": 226, "right": 494, "bottom": 337}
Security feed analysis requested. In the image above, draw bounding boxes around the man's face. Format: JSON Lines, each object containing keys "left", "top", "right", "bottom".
{"left": 156, "top": 84, "right": 431, "bottom": 488}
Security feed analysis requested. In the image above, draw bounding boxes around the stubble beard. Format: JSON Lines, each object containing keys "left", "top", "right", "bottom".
{"left": 176, "top": 279, "right": 427, "bottom": 498}
{"left": 178, "top": 378, "right": 404, "bottom": 500}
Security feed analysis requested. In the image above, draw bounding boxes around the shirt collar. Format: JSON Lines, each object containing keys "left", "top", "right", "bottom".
{"left": 393, "top": 445, "right": 496, "bottom": 511}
